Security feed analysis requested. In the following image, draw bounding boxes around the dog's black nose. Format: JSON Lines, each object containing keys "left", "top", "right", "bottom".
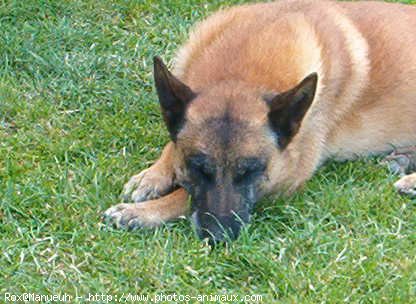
{"left": 196, "top": 213, "right": 242, "bottom": 244}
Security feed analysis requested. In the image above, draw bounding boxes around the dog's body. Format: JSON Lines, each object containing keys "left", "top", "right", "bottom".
{"left": 104, "top": 0, "right": 416, "bottom": 242}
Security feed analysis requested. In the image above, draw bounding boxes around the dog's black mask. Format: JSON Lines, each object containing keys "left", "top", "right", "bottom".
{"left": 182, "top": 153, "right": 266, "bottom": 243}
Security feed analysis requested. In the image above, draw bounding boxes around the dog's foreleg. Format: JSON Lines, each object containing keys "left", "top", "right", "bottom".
{"left": 103, "top": 188, "right": 190, "bottom": 229}
{"left": 122, "top": 142, "right": 176, "bottom": 203}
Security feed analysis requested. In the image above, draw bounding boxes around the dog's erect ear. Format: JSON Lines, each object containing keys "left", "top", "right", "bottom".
{"left": 153, "top": 56, "right": 196, "bottom": 141}
{"left": 266, "top": 73, "right": 318, "bottom": 149}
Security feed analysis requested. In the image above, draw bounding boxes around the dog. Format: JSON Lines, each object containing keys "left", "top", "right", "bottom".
{"left": 103, "top": 0, "right": 416, "bottom": 243}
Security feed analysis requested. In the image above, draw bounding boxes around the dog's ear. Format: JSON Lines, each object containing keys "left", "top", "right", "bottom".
{"left": 153, "top": 56, "right": 196, "bottom": 141}
{"left": 266, "top": 73, "right": 318, "bottom": 149}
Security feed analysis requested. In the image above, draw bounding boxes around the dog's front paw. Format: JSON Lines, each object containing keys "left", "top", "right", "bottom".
{"left": 102, "top": 203, "right": 159, "bottom": 230}
{"left": 122, "top": 168, "right": 173, "bottom": 203}
{"left": 394, "top": 173, "right": 416, "bottom": 197}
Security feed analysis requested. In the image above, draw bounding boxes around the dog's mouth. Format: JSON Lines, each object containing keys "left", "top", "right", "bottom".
{"left": 180, "top": 175, "right": 258, "bottom": 243}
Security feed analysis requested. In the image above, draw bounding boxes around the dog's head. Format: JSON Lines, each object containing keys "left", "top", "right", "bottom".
{"left": 153, "top": 57, "right": 317, "bottom": 243}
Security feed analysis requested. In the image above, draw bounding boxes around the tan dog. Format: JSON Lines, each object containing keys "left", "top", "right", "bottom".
{"left": 104, "top": 0, "right": 416, "bottom": 242}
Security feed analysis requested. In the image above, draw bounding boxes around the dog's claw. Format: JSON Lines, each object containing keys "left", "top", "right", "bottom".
{"left": 127, "top": 218, "right": 143, "bottom": 231}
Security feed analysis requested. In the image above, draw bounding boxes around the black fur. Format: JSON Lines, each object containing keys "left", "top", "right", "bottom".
{"left": 266, "top": 73, "right": 318, "bottom": 149}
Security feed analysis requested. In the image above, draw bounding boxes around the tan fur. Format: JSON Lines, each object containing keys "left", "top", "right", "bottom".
{"left": 105, "top": 0, "right": 416, "bottom": 228}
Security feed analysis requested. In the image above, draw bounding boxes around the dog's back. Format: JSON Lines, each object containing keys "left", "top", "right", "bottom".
{"left": 329, "top": 1, "right": 416, "bottom": 158}
{"left": 174, "top": 0, "right": 416, "bottom": 169}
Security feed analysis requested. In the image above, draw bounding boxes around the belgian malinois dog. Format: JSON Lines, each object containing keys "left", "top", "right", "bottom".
{"left": 103, "top": 0, "right": 416, "bottom": 243}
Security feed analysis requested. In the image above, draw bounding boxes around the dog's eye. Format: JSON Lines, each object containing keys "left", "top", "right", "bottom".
{"left": 234, "top": 159, "right": 266, "bottom": 184}
{"left": 187, "top": 154, "right": 215, "bottom": 181}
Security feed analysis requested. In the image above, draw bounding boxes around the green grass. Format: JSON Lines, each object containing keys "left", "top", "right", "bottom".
{"left": 1, "top": 0, "right": 415, "bottom": 302}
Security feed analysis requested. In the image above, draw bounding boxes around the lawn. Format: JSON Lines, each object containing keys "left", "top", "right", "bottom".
{"left": 1, "top": 0, "right": 415, "bottom": 302}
